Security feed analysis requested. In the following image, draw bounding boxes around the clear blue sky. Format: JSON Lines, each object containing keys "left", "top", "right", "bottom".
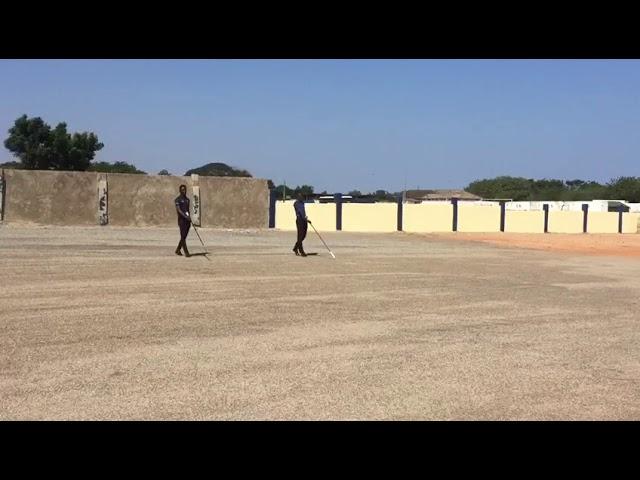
{"left": 1, "top": 59, "right": 639, "bottom": 193}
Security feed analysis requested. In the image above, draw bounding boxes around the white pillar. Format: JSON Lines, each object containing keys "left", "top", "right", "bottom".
{"left": 191, "top": 174, "right": 201, "bottom": 227}
{"left": 98, "top": 174, "right": 108, "bottom": 225}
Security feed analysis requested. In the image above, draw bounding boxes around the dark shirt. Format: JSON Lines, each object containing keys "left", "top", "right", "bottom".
{"left": 175, "top": 195, "right": 190, "bottom": 220}
{"left": 294, "top": 199, "right": 306, "bottom": 220}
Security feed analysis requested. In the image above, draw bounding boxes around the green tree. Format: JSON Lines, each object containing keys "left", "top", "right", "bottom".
{"left": 158, "top": 169, "right": 170, "bottom": 175}
{"left": 274, "top": 184, "right": 291, "bottom": 199}
{"left": 466, "top": 176, "right": 534, "bottom": 201}
{"left": 4, "top": 115, "right": 103, "bottom": 171}
{"left": 565, "top": 179, "right": 586, "bottom": 190}
{"left": 371, "top": 189, "right": 396, "bottom": 202}
{"left": 606, "top": 177, "right": 640, "bottom": 202}
{"left": 296, "top": 185, "right": 314, "bottom": 196}
{"left": 88, "top": 161, "right": 146, "bottom": 174}
{"left": 466, "top": 175, "right": 615, "bottom": 201}
{"left": 530, "top": 179, "right": 566, "bottom": 201}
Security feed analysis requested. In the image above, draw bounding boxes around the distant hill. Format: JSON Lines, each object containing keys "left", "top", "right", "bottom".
{"left": 184, "top": 162, "right": 252, "bottom": 177}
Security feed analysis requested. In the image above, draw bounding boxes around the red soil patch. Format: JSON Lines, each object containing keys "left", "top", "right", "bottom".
{"left": 425, "top": 232, "right": 640, "bottom": 258}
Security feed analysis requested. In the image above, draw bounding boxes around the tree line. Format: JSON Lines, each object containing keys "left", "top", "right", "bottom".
{"left": 1, "top": 115, "right": 253, "bottom": 177}
{"left": 465, "top": 176, "right": 640, "bottom": 203}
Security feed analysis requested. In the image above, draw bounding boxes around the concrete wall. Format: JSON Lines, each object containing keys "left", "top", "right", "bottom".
{"left": 272, "top": 201, "right": 639, "bottom": 234}
{"left": 403, "top": 204, "right": 453, "bottom": 232}
{"left": 623, "top": 213, "right": 640, "bottom": 233}
{"left": 274, "top": 200, "right": 296, "bottom": 230}
{"left": 548, "top": 211, "right": 584, "bottom": 233}
{"left": 275, "top": 200, "right": 336, "bottom": 231}
{"left": 305, "top": 203, "right": 337, "bottom": 232}
{"left": 458, "top": 204, "right": 501, "bottom": 233}
{"left": 587, "top": 212, "right": 619, "bottom": 234}
{"left": 1, "top": 169, "right": 98, "bottom": 225}
{"left": 107, "top": 174, "right": 192, "bottom": 226}
{"left": 0, "top": 169, "right": 268, "bottom": 228}
{"left": 198, "top": 176, "right": 268, "bottom": 229}
{"left": 505, "top": 211, "right": 545, "bottom": 233}
{"left": 342, "top": 203, "right": 397, "bottom": 232}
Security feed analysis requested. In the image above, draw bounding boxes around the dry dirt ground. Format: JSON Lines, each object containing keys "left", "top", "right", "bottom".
{"left": 429, "top": 232, "right": 640, "bottom": 258}
{"left": 1, "top": 225, "right": 639, "bottom": 420}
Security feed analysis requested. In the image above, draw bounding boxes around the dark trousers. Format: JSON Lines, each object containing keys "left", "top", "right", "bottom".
{"left": 294, "top": 217, "right": 307, "bottom": 252}
{"left": 177, "top": 218, "right": 191, "bottom": 251}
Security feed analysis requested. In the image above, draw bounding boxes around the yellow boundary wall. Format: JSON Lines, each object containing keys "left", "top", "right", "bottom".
{"left": 505, "top": 211, "right": 545, "bottom": 233}
{"left": 622, "top": 213, "right": 640, "bottom": 233}
{"left": 458, "top": 204, "right": 501, "bottom": 232}
{"left": 548, "top": 211, "right": 583, "bottom": 233}
{"left": 341, "top": 203, "right": 397, "bottom": 232}
{"left": 403, "top": 204, "right": 453, "bottom": 232}
{"left": 273, "top": 201, "right": 639, "bottom": 234}
{"left": 588, "top": 212, "right": 619, "bottom": 234}
{"left": 275, "top": 201, "right": 336, "bottom": 231}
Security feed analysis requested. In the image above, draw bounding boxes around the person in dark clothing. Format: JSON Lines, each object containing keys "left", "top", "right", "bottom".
{"left": 293, "top": 192, "right": 311, "bottom": 256}
{"left": 175, "top": 184, "right": 192, "bottom": 257}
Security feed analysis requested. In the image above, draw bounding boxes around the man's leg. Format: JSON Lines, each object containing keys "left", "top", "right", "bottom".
{"left": 294, "top": 219, "right": 303, "bottom": 254}
{"left": 179, "top": 221, "right": 191, "bottom": 257}
{"left": 298, "top": 220, "right": 308, "bottom": 256}
{"left": 176, "top": 222, "right": 184, "bottom": 255}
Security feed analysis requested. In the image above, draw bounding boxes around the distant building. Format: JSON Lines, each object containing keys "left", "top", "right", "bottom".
{"left": 404, "top": 189, "right": 482, "bottom": 203}
{"left": 316, "top": 194, "right": 376, "bottom": 203}
{"left": 506, "top": 200, "right": 632, "bottom": 212}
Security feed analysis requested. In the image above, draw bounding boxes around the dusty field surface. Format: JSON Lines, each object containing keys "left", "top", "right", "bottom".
{"left": 427, "top": 232, "right": 640, "bottom": 258}
{"left": 1, "top": 225, "right": 640, "bottom": 420}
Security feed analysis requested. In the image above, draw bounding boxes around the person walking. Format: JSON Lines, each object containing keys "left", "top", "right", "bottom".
{"left": 293, "top": 192, "right": 311, "bottom": 257}
{"left": 175, "top": 184, "right": 192, "bottom": 257}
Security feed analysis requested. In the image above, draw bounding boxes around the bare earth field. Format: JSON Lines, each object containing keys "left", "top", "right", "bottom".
{"left": 429, "top": 232, "right": 640, "bottom": 258}
{"left": 1, "top": 225, "right": 640, "bottom": 420}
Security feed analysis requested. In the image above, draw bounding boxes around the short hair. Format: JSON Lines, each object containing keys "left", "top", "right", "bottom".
{"left": 179, "top": 184, "right": 187, "bottom": 190}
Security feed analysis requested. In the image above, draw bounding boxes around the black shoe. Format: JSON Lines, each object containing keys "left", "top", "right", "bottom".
{"left": 293, "top": 247, "right": 300, "bottom": 256}
{"left": 183, "top": 248, "right": 191, "bottom": 257}
{"left": 175, "top": 250, "right": 183, "bottom": 256}
{"left": 300, "top": 251, "right": 307, "bottom": 257}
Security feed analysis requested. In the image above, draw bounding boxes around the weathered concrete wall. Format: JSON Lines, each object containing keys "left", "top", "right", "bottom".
{"left": 198, "top": 176, "right": 269, "bottom": 229}
{"left": 107, "top": 174, "right": 192, "bottom": 227}
{"left": 0, "top": 169, "right": 269, "bottom": 228}
{"left": 2, "top": 169, "right": 98, "bottom": 225}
